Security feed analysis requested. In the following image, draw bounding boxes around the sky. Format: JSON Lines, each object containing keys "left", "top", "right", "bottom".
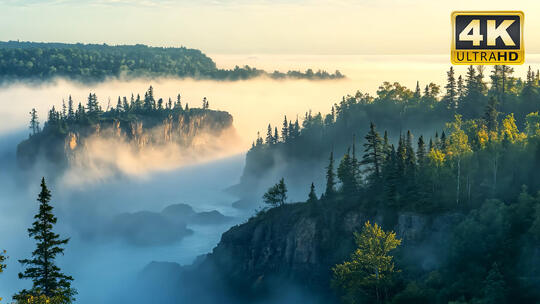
{"left": 0, "top": 0, "right": 539, "bottom": 55}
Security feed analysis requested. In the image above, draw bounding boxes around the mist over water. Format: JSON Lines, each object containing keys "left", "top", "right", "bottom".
{"left": 2, "top": 54, "right": 540, "bottom": 302}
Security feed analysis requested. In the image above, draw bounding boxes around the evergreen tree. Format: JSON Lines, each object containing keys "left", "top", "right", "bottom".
{"left": 273, "top": 127, "right": 279, "bottom": 144}
{"left": 263, "top": 178, "right": 287, "bottom": 207}
{"left": 405, "top": 130, "right": 416, "bottom": 168}
{"left": 122, "top": 97, "right": 129, "bottom": 112}
{"left": 382, "top": 131, "right": 391, "bottom": 158}
{"left": 281, "top": 115, "right": 289, "bottom": 142}
{"left": 116, "top": 97, "right": 122, "bottom": 113}
{"left": 325, "top": 151, "right": 337, "bottom": 198}
{"left": 265, "top": 124, "right": 273, "bottom": 144}
{"left": 174, "top": 94, "right": 182, "bottom": 110}
{"left": 86, "top": 93, "right": 100, "bottom": 116}
{"left": 413, "top": 81, "right": 421, "bottom": 99}
{"left": 61, "top": 99, "right": 67, "bottom": 118}
{"left": 255, "top": 131, "right": 263, "bottom": 146}
{"left": 396, "top": 135, "right": 407, "bottom": 176}
{"left": 440, "top": 131, "right": 447, "bottom": 152}
{"left": 29, "top": 108, "right": 40, "bottom": 136}
{"left": 382, "top": 145, "right": 399, "bottom": 207}
{"left": 457, "top": 75, "right": 464, "bottom": 102}
{"left": 416, "top": 135, "right": 427, "bottom": 167}
{"left": 338, "top": 151, "right": 357, "bottom": 196}
{"left": 361, "top": 122, "right": 384, "bottom": 181}
{"left": 307, "top": 183, "right": 318, "bottom": 203}
{"left": 484, "top": 96, "right": 499, "bottom": 132}
{"left": 14, "top": 178, "right": 75, "bottom": 302}
{"left": 444, "top": 66, "right": 457, "bottom": 109}
{"left": 482, "top": 263, "right": 506, "bottom": 304}
{"left": 67, "top": 96, "right": 74, "bottom": 119}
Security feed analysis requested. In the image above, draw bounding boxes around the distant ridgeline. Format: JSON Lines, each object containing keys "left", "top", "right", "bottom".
{"left": 16, "top": 86, "right": 233, "bottom": 170}
{"left": 233, "top": 65, "right": 540, "bottom": 207}
{"left": 0, "top": 41, "right": 344, "bottom": 82}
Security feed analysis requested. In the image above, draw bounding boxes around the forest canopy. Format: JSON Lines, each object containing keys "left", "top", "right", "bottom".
{"left": 0, "top": 41, "right": 344, "bottom": 83}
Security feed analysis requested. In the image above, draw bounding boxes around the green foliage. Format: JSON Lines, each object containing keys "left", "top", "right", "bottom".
{"left": 0, "top": 41, "right": 344, "bottom": 82}
{"left": 242, "top": 65, "right": 540, "bottom": 303}
{"left": 307, "top": 182, "right": 318, "bottom": 203}
{"left": 14, "top": 178, "right": 76, "bottom": 303}
{"left": 263, "top": 178, "right": 288, "bottom": 207}
{"left": 332, "top": 221, "right": 401, "bottom": 304}
{"left": 0, "top": 249, "right": 6, "bottom": 273}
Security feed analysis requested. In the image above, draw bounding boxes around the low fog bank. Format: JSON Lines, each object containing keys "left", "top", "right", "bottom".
{"left": 8, "top": 54, "right": 539, "bottom": 149}
{"left": 0, "top": 125, "right": 250, "bottom": 303}
{"left": 59, "top": 124, "right": 241, "bottom": 187}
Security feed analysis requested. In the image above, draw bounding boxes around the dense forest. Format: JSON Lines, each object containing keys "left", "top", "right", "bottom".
{"left": 237, "top": 65, "right": 540, "bottom": 202}
{"left": 209, "top": 64, "right": 540, "bottom": 303}
{"left": 16, "top": 86, "right": 233, "bottom": 170}
{"left": 0, "top": 41, "right": 344, "bottom": 83}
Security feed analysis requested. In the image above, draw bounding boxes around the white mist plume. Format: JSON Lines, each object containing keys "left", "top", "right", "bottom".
{"left": 60, "top": 125, "right": 241, "bottom": 187}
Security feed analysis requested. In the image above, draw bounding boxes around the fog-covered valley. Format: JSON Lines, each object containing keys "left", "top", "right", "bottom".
{"left": 3, "top": 54, "right": 540, "bottom": 303}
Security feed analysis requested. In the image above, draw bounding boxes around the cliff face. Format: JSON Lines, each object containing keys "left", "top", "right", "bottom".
{"left": 16, "top": 109, "right": 234, "bottom": 171}
{"left": 198, "top": 203, "right": 463, "bottom": 301}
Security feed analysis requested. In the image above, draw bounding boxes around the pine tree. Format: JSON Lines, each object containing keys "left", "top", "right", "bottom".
{"left": 86, "top": 93, "right": 100, "bottom": 116}
{"left": 29, "top": 108, "right": 40, "bottom": 136}
{"left": 484, "top": 96, "right": 499, "bottom": 132}
{"left": 263, "top": 178, "right": 287, "bottom": 206}
{"left": 325, "top": 151, "right": 336, "bottom": 198}
{"left": 174, "top": 94, "right": 182, "bottom": 110}
{"left": 281, "top": 115, "right": 289, "bottom": 142}
{"left": 396, "top": 135, "right": 407, "bottom": 177}
{"left": 61, "top": 99, "right": 67, "bottom": 118}
{"left": 444, "top": 66, "right": 457, "bottom": 109}
{"left": 405, "top": 130, "right": 416, "bottom": 171}
{"left": 307, "top": 183, "right": 318, "bottom": 203}
{"left": 255, "top": 131, "right": 263, "bottom": 146}
{"left": 338, "top": 150, "right": 357, "bottom": 196}
{"left": 265, "top": 124, "right": 273, "bottom": 144}
{"left": 414, "top": 81, "right": 421, "bottom": 99}
{"left": 362, "top": 122, "right": 384, "bottom": 181}
{"left": 416, "top": 135, "right": 426, "bottom": 167}
{"left": 440, "top": 131, "right": 447, "bottom": 152}
{"left": 15, "top": 178, "right": 75, "bottom": 302}
{"left": 67, "top": 96, "right": 74, "bottom": 119}
{"left": 457, "top": 75, "right": 464, "bottom": 101}
{"left": 122, "top": 97, "right": 129, "bottom": 112}
{"left": 273, "top": 127, "right": 279, "bottom": 144}
{"left": 116, "top": 97, "right": 122, "bottom": 113}
{"left": 382, "top": 131, "right": 391, "bottom": 158}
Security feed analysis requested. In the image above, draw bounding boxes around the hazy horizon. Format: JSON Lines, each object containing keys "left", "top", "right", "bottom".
{"left": 1, "top": 0, "right": 540, "bottom": 55}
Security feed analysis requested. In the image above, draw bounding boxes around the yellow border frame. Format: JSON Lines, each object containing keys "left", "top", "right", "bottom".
{"left": 451, "top": 11, "right": 524, "bottom": 65}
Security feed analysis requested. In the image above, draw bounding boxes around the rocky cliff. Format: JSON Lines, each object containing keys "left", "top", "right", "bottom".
{"left": 200, "top": 202, "right": 462, "bottom": 301}
{"left": 16, "top": 109, "right": 234, "bottom": 173}
{"left": 140, "top": 200, "right": 464, "bottom": 303}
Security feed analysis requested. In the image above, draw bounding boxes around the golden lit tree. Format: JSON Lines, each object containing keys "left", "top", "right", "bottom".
{"left": 332, "top": 221, "right": 401, "bottom": 304}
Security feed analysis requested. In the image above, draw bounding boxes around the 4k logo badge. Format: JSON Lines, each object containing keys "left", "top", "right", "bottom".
{"left": 451, "top": 11, "right": 524, "bottom": 65}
